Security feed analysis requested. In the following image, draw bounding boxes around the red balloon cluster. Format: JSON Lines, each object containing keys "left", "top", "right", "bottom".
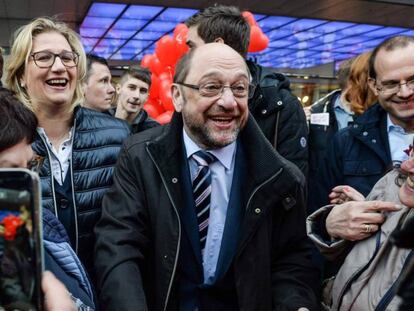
{"left": 141, "top": 23, "right": 189, "bottom": 124}
{"left": 243, "top": 11, "right": 269, "bottom": 53}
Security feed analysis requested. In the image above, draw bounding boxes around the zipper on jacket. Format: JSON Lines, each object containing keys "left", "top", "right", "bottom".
{"left": 69, "top": 119, "right": 79, "bottom": 253}
{"left": 237, "top": 167, "right": 284, "bottom": 256}
{"left": 337, "top": 232, "right": 382, "bottom": 310}
{"left": 374, "top": 250, "right": 414, "bottom": 311}
{"left": 37, "top": 134, "right": 58, "bottom": 217}
{"left": 146, "top": 144, "right": 181, "bottom": 311}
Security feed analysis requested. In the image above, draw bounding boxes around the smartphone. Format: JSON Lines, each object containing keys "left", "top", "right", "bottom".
{"left": 0, "top": 168, "right": 43, "bottom": 311}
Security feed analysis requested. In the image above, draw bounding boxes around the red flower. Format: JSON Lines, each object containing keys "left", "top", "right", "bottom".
{"left": 1, "top": 215, "right": 24, "bottom": 241}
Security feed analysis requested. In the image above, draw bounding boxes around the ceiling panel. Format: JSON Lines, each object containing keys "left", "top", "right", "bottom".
{"left": 80, "top": 2, "right": 414, "bottom": 69}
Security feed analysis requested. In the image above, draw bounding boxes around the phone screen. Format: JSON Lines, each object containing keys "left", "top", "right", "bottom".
{"left": 0, "top": 169, "right": 43, "bottom": 310}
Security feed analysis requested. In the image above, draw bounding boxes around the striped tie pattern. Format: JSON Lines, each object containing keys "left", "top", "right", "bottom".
{"left": 192, "top": 150, "right": 216, "bottom": 253}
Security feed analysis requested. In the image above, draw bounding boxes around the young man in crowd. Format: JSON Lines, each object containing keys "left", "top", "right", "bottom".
{"left": 82, "top": 54, "right": 115, "bottom": 112}
{"left": 112, "top": 66, "right": 159, "bottom": 134}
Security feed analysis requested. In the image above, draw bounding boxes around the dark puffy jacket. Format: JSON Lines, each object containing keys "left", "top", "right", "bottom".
{"left": 43, "top": 208, "right": 95, "bottom": 310}
{"left": 108, "top": 108, "right": 160, "bottom": 134}
{"left": 247, "top": 61, "right": 309, "bottom": 178}
{"left": 310, "top": 103, "right": 392, "bottom": 212}
{"left": 32, "top": 107, "right": 130, "bottom": 275}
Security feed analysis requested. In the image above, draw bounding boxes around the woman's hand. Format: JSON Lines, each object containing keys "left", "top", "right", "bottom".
{"left": 329, "top": 185, "right": 365, "bottom": 204}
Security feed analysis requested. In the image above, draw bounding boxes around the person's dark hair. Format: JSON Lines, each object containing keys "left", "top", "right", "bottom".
{"left": 120, "top": 66, "right": 151, "bottom": 87}
{"left": 336, "top": 58, "right": 353, "bottom": 90}
{"left": 0, "top": 48, "right": 3, "bottom": 82}
{"left": 185, "top": 5, "right": 250, "bottom": 57}
{"left": 86, "top": 54, "right": 109, "bottom": 81}
{"left": 174, "top": 48, "right": 197, "bottom": 83}
{"left": 0, "top": 88, "right": 38, "bottom": 152}
{"left": 369, "top": 35, "right": 414, "bottom": 79}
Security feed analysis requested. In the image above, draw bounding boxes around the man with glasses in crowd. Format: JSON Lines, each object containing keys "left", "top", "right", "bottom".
{"left": 94, "top": 43, "right": 318, "bottom": 311}
{"left": 311, "top": 35, "right": 414, "bottom": 245}
{"left": 185, "top": 5, "right": 309, "bottom": 178}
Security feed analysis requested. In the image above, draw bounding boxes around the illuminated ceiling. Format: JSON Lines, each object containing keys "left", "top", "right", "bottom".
{"left": 80, "top": 2, "right": 414, "bottom": 69}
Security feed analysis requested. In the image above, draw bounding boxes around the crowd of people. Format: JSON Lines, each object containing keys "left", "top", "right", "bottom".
{"left": 0, "top": 4, "right": 413, "bottom": 311}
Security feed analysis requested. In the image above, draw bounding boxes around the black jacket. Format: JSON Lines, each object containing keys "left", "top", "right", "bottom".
{"left": 32, "top": 107, "right": 130, "bottom": 274}
{"left": 108, "top": 108, "right": 160, "bottom": 134}
{"left": 308, "top": 90, "right": 341, "bottom": 214}
{"left": 310, "top": 103, "right": 392, "bottom": 212}
{"left": 308, "top": 90, "right": 341, "bottom": 176}
{"left": 94, "top": 112, "right": 318, "bottom": 311}
{"left": 247, "top": 61, "right": 309, "bottom": 178}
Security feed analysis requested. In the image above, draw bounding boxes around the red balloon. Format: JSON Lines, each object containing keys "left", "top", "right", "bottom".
{"left": 173, "top": 23, "right": 189, "bottom": 59}
{"left": 173, "top": 23, "right": 188, "bottom": 43}
{"left": 144, "top": 98, "right": 164, "bottom": 118}
{"left": 143, "top": 103, "right": 161, "bottom": 118}
{"left": 159, "top": 78, "right": 174, "bottom": 111}
{"left": 159, "top": 71, "right": 173, "bottom": 83}
{"left": 141, "top": 54, "right": 152, "bottom": 68}
{"left": 248, "top": 25, "right": 269, "bottom": 52}
{"left": 149, "top": 54, "right": 164, "bottom": 76}
{"left": 175, "top": 38, "right": 189, "bottom": 60}
{"left": 242, "top": 11, "right": 257, "bottom": 26}
{"left": 149, "top": 74, "right": 160, "bottom": 99}
{"left": 156, "top": 110, "right": 174, "bottom": 125}
{"left": 156, "top": 35, "right": 179, "bottom": 67}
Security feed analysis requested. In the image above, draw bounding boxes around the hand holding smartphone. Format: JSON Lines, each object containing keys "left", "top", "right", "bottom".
{"left": 0, "top": 169, "right": 43, "bottom": 311}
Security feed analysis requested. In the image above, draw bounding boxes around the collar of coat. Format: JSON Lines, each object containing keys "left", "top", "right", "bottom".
{"left": 146, "top": 111, "right": 302, "bottom": 195}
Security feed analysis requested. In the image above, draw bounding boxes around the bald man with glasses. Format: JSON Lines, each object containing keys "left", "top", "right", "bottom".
{"left": 95, "top": 43, "right": 318, "bottom": 311}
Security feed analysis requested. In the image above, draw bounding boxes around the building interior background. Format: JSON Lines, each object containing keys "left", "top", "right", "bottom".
{"left": 1, "top": 0, "right": 413, "bottom": 107}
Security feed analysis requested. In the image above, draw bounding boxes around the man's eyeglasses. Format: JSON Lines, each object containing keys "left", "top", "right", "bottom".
{"left": 374, "top": 78, "right": 414, "bottom": 95}
{"left": 176, "top": 82, "right": 256, "bottom": 99}
{"left": 30, "top": 50, "right": 79, "bottom": 69}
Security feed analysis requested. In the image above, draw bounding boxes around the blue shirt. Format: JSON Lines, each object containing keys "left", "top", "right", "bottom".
{"left": 387, "top": 114, "right": 414, "bottom": 166}
{"left": 334, "top": 94, "right": 354, "bottom": 130}
{"left": 183, "top": 129, "right": 236, "bottom": 284}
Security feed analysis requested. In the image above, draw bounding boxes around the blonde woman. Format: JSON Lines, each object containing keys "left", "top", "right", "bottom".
{"left": 5, "top": 17, "right": 130, "bottom": 277}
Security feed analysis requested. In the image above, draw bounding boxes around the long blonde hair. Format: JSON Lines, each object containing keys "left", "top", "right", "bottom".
{"left": 5, "top": 17, "right": 86, "bottom": 112}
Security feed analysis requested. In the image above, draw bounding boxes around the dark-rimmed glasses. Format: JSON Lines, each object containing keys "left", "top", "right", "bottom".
{"left": 374, "top": 78, "right": 414, "bottom": 95}
{"left": 30, "top": 50, "right": 79, "bottom": 69}
{"left": 176, "top": 82, "right": 256, "bottom": 99}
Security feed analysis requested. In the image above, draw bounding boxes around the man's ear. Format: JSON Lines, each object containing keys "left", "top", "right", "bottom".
{"left": 368, "top": 78, "right": 379, "bottom": 96}
{"left": 172, "top": 84, "right": 183, "bottom": 112}
{"left": 115, "top": 83, "right": 121, "bottom": 95}
{"left": 214, "top": 37, "right": 225, "bottom": 44}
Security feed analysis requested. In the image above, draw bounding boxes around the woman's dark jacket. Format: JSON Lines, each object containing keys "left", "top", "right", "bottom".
{"left": 32, "top": 107, "right": 130, "bottom": 275}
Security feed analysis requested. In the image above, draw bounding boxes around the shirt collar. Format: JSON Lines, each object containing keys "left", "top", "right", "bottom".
{"left": 387, "top": 114, "right": 406, "bottom": 134}
{"left": 334, "top": 94, "right": 353, "bottom": 114}
{"left": 37, "top": 127, "right": 74, "bottom": 145}
{"left": 182, "top": 128, "right": 236, "bottom": 170}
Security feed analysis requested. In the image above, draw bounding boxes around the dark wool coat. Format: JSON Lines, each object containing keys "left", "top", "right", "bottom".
{"left": 94, "top": 112, "right": 318, "bottom": 311}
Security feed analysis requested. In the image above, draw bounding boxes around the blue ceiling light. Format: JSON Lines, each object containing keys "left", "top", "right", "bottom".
{"left": 80, "top": 2, "right": 413, "bottom": 69}
{"left": 87, "top": 3, "right": 127, "bottom": 18}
